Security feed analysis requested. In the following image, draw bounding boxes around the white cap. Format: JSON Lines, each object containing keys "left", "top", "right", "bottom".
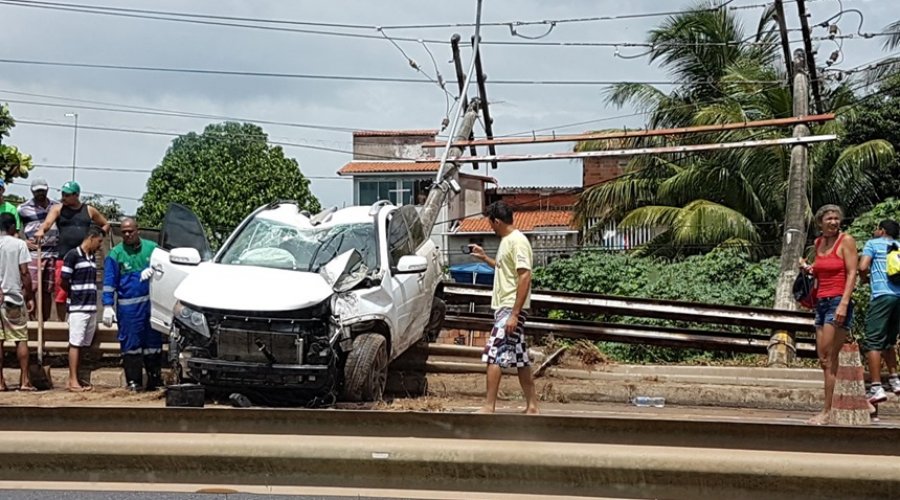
{"left": 31, "top": 178, "right": 49, "bottom": 191}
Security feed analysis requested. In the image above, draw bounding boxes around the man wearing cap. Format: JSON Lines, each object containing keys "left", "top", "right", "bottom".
{"left": 18, "top": 178, "right": 60, "bottom": 321}
{"left": 0, "top": 180, "right": 22, "bottom": 232}
{"left": 35, "top": 181, "right": 110, "bottom": 321}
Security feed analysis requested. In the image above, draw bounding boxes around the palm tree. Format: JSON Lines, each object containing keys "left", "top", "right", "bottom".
{"left": 576, "top": 2, "right": 893, "bottom": 256}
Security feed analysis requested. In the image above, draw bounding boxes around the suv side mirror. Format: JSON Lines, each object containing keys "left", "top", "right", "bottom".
{"left": 395, "top": 255, "right": 428, "bottom": 274}
{"left": 170, "top": 247, "right": 202, "bottom": 266}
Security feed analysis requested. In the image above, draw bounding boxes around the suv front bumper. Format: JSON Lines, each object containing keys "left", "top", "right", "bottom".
{"left": 187, "top": 358, "right": 333, "bottom": 392}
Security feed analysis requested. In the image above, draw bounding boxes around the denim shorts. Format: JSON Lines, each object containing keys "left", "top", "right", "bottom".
{"left": 814, "top": 296, "right": 854, "bottom": 329}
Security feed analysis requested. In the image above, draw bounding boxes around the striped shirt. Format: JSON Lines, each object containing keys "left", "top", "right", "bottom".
{"left": 18, "top": 197, "right": 60, "bottom": 256}
{"left": 61, "top": 246, "right": 98, "bottom": 313}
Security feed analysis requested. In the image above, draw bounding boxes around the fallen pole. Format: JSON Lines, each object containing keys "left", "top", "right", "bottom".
{"left": 421, "top": 113, "right": 836, "bottom": 148}
{"left": 420, "top": 135, "right": 838, "bottom": 163}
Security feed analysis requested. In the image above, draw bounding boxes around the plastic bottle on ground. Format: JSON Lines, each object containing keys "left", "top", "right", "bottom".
{"left": 632, "top": 396, "right": 666, "bottom": 408}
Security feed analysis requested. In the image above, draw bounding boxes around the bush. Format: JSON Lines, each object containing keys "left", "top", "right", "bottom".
{"left": 533, "top": 248, "right": 779, "bottom": 363}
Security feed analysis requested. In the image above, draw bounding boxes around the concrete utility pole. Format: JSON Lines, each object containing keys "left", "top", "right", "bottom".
{"left": 418, "top": 101, "right": 480, "bottom": 237}
{"left": 769, "top": 49, "right": 811, "bottom": 368}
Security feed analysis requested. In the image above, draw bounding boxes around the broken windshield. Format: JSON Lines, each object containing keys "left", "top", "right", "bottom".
{"left": 218, "top": 218, "right": 377, "bottom": 272}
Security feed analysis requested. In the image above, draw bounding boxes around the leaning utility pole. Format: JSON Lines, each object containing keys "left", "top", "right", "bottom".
{"left": 769, "top": 49, "right": 811, "bottom": 367}
{"left": 419, "top": 101, "right": 480, "bottom": 237}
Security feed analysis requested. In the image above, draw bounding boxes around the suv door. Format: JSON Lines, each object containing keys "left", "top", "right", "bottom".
{"left": 149, "top": 203, "right": 211, "bottom": 334}
{"left": 385, "top": 206, "right": 432, "bottom": 356}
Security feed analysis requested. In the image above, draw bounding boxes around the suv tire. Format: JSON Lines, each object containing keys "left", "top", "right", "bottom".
{"left": 424, "top": 296, "right": 446, "bottom": 342}
{"left": 341, "top": 333, "right": 388, "bottom": 402}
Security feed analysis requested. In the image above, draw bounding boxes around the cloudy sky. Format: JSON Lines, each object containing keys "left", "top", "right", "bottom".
{"left": 1, "top": 0, "right": 897, "bottom": 214}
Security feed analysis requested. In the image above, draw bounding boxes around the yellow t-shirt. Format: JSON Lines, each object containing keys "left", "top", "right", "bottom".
{"left": 491, "top": 230, "right": 533, "bottom": 310}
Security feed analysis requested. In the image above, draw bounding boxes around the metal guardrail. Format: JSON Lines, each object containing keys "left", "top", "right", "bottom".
{"left": 443, "top": 314, "right": 817, "bottom": 357}
{"left": 444, "top": 284, "right": 815, "bottom": 332}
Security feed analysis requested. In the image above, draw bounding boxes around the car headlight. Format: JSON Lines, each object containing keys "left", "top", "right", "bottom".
{"left": 173, "top": 301, "right": 210, "bottom": 338}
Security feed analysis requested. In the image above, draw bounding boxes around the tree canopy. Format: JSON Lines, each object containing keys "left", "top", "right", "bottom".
{"left": 0, "top": 104, "right": 35, "bottom": 183}
{"left": 137, "top": 122, "right": 321, "bottom": 246}
{"left": 575, "top": 2, "right": 895, "bottom": 256}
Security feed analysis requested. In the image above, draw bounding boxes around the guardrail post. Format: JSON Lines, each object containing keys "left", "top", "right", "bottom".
{"left": 767, "top": 330, "right": 796, "bottom": 368}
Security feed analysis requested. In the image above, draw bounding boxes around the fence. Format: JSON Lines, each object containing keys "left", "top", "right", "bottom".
{"left": 582, "top": 218, "right": 663, "bottom": 250}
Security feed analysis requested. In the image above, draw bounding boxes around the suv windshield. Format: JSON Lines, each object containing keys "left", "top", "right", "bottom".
{"left": 219, "top": 217, "right": 377, "bottom": 272}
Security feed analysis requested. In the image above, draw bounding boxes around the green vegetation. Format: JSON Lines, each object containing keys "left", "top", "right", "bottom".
{"left": 0, "top": 104, "right": 35, "bottom": 183}
{"left": 138, "top": 122, "right": 320, "bottom": 247}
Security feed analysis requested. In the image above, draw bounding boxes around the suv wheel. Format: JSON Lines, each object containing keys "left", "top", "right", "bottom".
{"left": 341, "top": 333, "right": 388, "bottom": 402}
{"left": 424, "top": 296, "right": 446, "bottom": 342}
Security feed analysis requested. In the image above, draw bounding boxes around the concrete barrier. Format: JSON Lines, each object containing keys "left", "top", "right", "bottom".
{"left": 0, "top": 429, "right": 896, "bottom": 499}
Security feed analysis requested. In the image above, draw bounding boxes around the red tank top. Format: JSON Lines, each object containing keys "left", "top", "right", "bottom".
{"left": 813, "top": 233, "right": 847, "bottom": 299}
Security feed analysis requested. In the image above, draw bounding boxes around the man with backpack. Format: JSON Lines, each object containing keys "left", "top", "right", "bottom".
{"left": 859, "top": 219, "right": 900, "bottom": 404}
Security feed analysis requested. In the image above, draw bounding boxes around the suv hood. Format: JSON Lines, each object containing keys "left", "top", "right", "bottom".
{"left": 174, "top": 263, "right": 334, "bottom": 311}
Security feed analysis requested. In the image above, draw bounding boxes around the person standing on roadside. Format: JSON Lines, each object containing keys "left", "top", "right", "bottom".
{"left": 800, "top": 204, "right": 858, "bottom": 425}
{"left": 34, "top": 181, "right": 109, "bottom": 321}
{"left": 60, "top": 225, "right": 104, "bottom": 392}
{"left": 18, "top": 178, "right": 60, "bottom": 321}
{"left": 469, "top": 201, "right": 539, "bottom": 415}
{"left": 0, "top": 213, "right": 35, "bottom": 391}
{"left": 858, "top": 219, "right": 900, "bottom": 405}
{"left": 103, "top": 218, "right": 162, "bottom": 392}
{"left": 0, "top": 179, "right": 22, "bottom": 231}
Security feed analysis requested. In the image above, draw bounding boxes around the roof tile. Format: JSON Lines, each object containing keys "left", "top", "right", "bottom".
{"left": 352, "top": 129, "right": 438, "bottom": 137}
{"left": 457, "top": 210, "right": 575, "bottom": 233}
{"left": 338, "top": 161, "right": 441, "bottom": 175}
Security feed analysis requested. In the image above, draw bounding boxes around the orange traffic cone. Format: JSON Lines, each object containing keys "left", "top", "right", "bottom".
{"left": 831, "top": 342, "right": 870, "bottom": 426}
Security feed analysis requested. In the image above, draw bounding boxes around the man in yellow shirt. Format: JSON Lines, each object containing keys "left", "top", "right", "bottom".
{"left": 470, "top": 201, "right": 539, "bottom": 414}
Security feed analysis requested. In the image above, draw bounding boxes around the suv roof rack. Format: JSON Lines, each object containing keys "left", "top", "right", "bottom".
{"left": 368, "top": 200, "right": 393, "bottom": 217}
{"left": 310, "top": 206, "right": 337, "bottom": 226}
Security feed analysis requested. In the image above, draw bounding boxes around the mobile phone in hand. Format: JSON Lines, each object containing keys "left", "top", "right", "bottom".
{"left": 461, "top": 244, "right": 472, "bottom": 255}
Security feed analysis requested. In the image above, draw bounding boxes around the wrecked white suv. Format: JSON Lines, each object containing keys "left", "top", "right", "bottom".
{"left": 148, "top": 201, "right": 445, "bottom": 403}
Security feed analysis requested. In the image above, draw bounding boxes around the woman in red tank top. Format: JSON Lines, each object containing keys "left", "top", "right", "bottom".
{"left": 801, "top": 205, "right": 858, "bottom": 425}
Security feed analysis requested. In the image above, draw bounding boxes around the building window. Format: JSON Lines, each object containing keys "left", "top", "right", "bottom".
{"left": 358, "top": 179, "right": 432, "bottom": 206}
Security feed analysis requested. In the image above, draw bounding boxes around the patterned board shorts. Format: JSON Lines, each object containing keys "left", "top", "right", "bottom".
{"left": 28, "top": 256, "right": 55, "bottom": 294}
{"left": 481, "top": 308, "right": 531, "bottom": 368}
{"left": 0, "top": 302, "right": 28, "bottom": 342}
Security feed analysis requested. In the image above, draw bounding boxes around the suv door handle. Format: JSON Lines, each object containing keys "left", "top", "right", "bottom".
{"left": 152, "top": 264, "right": 165, "bottom": 275}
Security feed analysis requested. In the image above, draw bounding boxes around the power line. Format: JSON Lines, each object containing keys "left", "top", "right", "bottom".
{"left": 31, "top": 163, "right": 352, "bottom": 180}
{"left": 1, "top": 0, "right": 862, "bottom": 50}
{"left": 0, "top": 58, "right": 784, "bottom": 86}
{"left": 0, "top": 91, "right": 361, "bottom": 134}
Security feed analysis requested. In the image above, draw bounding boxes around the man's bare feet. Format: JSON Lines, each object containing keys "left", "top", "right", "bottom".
{"left": 523, "top": 406, "right": 540, "bottom": 415}
{"left": 17, "top": 384, "right": 37, "bottom": 392}
{"left": 807, "top": 411, "right": 830, "bottom": 425}
{"left": 475, "top": 406, "right": 495, "bottom": 414}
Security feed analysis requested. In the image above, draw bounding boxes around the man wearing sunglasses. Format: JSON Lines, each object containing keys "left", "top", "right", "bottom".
{"left": 34, "top": 181, "right": 110, "bottom": 321}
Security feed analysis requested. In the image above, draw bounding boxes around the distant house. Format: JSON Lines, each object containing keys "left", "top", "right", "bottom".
{"left": 337, "top": 129, "right": 497, "bottom": 253}
{"left": 336, "top": 128, "right": 656, "bottom": 266}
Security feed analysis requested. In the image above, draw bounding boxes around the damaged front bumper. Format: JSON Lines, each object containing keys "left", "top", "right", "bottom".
{"left": 187, "top": 358, "right": 334, "bottom": 392}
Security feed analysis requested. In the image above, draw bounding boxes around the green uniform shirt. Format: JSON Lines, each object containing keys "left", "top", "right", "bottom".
{"left": 0, "top": 201, "right": 22, "bottom": 231}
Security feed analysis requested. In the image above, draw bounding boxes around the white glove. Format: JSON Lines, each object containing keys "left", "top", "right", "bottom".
{"left": 102, "top": 308, "right": 116, "bottom": 328}
{"left": 140, "top": 267, "right": 155, "bottom": 281}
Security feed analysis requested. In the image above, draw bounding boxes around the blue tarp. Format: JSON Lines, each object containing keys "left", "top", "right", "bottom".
{"left": 449, "top": 262, "right": 495, "bottom": 285}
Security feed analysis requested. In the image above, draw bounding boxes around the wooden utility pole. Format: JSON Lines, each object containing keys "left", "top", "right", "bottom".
{"left": 769, "top": 49, "right": 811, "bottom": 367}
{"left": 773, "top": 0, "right": 794, "bottom": 88}
{"left": 796, "top": 0, "right": 823, "bottom": 114}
